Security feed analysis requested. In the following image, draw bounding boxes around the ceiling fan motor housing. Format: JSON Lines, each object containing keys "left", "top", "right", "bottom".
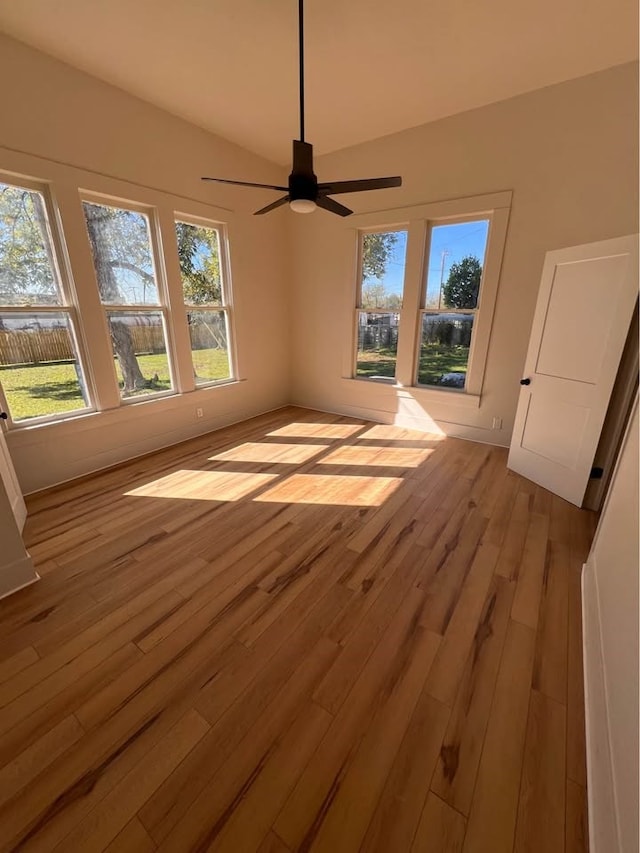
{"left": 289, "top": 140, "right": 317, "bottom": 201}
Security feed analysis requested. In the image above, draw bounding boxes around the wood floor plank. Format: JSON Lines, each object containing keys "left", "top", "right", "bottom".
{"left": 513, "top": 690, "right": 566, "bottom": 853}
{"left": 206, "top": 701, "right": 332, "bottom": 851}
{"left": 0, "top": 407, "right": 590, "bottom": 853}
{"left": 511, "top": 512, "right": 550, "bottom": 629}
{"left": 532, "top": 538, "right": 569, "bottom": 704}
{"left": 256, "top": 831, "right": 291, "bottom": 853}
{"left": 494, "top": 490, "right": 532, "bottom": 579}
{"left": 274, "top": 587, "right": 439, "bottom": 851}
{"left": 299, "top": 628, "right": 441, "bottom": 852}
{"left": 154, "top": 638, "right": 340, "bottom": 851}
{"left": 565, "top": 779, "right": 589, "bottom": 853}
{"left": 462, "top": 620, "right": 536, "bottom": 853}
{"left": 140, "top": 585, "right": 348, "bottom": 843}
{"left": 412, "top": 792, "right": 466, "bottom": 853}
{"left": 430, "top": 576, "right": 515, "bottom": 815}
{"left": 418, "top": 508, "right": 488, "bottom": 635}
{"left": 425, "top": 542, "right": 499, "bottom": 705}
{"left": 0, "top": 714, "right": 84, "bottom": 810}
{"left": 360, "top": 692, "right": 450, "bottom": 853}
{"left": 0, "top": 641, "right": 143, "bottom": 769}
{"left": 52, "top": 709, "right": 209, "bottom": 852}
{"left": 0, "top": 645, "right": 39, "bottom": 685}
{"left": 104, "top": 817, "right": 156, "bottom": 853}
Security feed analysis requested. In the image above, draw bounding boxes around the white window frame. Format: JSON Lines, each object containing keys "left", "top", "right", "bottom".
{"left": 79, "top": 191, "right": 178, "bottom": 404}
{"left": 345, "top": 191, "right": 511, "bottom": 408}
{"left": 173, "top": 212, "right": 237, "bottom": 388}
{"left": 0, "top": 172, "right": 96, "bottom": 427}
{"left": 353, "top": 224, "right": 408, "bottom": 383}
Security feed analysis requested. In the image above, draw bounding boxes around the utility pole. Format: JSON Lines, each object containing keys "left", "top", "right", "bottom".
{"left": 439, "top": 250, "right": 449, "bottom": 308}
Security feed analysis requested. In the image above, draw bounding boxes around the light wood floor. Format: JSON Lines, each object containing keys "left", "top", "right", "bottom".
{"left": 0, "top": 407, "right": 594, "bottom": 852}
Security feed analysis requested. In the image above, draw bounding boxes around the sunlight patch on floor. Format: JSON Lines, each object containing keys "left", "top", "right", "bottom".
{"left": 357, "top": 424, "right": 444, "bottom": 442}
{"left": 253, "top": 473, "right": 403, "bottom": 506}
{"left": 266, "top": 423, "right": 365, "bottom": 439}
{"left": 318, "top": 445, "right": 433, "bottom": 467}
{"left": 210, "top": 442, "right": 330, "bottom": 464}
{"left": 125, "top": 470, "right": 278, "bottom": 501}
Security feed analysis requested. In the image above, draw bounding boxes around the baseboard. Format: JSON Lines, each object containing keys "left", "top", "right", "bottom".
{"left": 0, "top": 554, "right": 40, "bottom": 601}
{"left": 582, "top": 558, "right": 620, "bottom": 853}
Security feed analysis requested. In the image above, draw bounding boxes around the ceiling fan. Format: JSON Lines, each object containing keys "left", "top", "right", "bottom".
{"left": 202, "top": 0, "right": 402, "bottom": 216}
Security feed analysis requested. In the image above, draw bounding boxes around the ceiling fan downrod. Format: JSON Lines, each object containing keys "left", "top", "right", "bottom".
{"left": 201, "top": 0, "right": 402, "bottom": 216}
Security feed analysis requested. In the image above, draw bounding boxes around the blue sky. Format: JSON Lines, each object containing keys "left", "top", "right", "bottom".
{"left": 366, "top": 220, "right": 490, "bottom": 306}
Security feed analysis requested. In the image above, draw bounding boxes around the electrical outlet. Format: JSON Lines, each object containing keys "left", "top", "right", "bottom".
{"left": 196, "top": 407, "right": 204, "bottom": 419}
{"left": 492, "top": 416, "right": 502, "bottom": 430}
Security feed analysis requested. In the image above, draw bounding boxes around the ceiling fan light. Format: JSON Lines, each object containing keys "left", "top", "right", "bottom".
{"left": 289, "top": 198, "right": 317, "bottom": 214}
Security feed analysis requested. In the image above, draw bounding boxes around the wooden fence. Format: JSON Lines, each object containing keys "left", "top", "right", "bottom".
{"left": 0, "top": 322, "right": 226, "bottom": 366}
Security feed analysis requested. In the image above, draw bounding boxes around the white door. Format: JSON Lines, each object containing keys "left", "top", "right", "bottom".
{"left": 508, "top": 235, "right": 638, "bottom": 507}
{"left": 0, "top": 412, "right": 26, "bottom": 531}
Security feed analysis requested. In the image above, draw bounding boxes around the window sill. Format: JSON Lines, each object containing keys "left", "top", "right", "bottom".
{"left": 343, "top": 377, "right": 481, "bottom": 409}
{"left": 5, "top": 379, "right": 244, "bottom": 436}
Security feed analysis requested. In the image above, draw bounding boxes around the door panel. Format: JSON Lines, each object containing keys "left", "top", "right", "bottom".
{"left": 508, "top": 235, "right": 638, "bottom": 506}
{"left": 536, "top": 255, "right": 629, "bottom": 384}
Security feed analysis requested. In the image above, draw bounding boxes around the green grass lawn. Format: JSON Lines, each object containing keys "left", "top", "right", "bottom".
{"left": 356, "top": 343, "right": 469, "bottom": 386}
{"left": 0, "top": 348, "right": 231, "bottom": 421}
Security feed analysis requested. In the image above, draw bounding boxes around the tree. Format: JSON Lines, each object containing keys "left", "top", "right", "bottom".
{"left": 83, "top": 203, "right": 150, "bottom": 392}
{"left": 361, "top": 232, "right": 398, "bottom": 280}
{"left": 0, "top": 185, "right": 59, "bottom": 306}
{"left": 442, "top": 255, "right": 482, "bottom": 309}
{"left": 361, "top": 282, "right": 401, "bottom": 311}
{"left": 175, "top": 222, "right": 221, "bottom": 304}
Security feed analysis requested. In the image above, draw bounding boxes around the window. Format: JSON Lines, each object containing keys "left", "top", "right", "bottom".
{"left": 418, "top": 219, "right": 490, "bottom": 389}
{"left": 175, "top": 218, "right": 233, "bottom": 385}
{"left": 355, "top": 229, "right": 408, "bottom": 381}
{"left": 350, "top": 193, "right": 510, "bottom": 401}
{"left": 0, "top": 180, "right": 91, "bottom": 422}
{"left": 82, "top": 200, "right": 173, "bottom": 399}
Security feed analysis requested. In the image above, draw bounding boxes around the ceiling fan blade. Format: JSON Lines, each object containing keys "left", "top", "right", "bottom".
{"left": 254, "top": 195, "right": 290, "bottom": 215}
{"left": 316, "top": 196, "right": 353, "bottom": 217}
{"left": 202, "top": 177, "right": 288, "bottom": 191}
{"left": 318, "top": 176, "right": 402, "bottom": 195}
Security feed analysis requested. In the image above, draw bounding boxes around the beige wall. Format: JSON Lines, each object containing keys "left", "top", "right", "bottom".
{"left": 0, "top": 35, "right": 637, "bottom": 494}
{"left": 583, "top": 396, "right": 638, "bottom": 853}
{"left": 289, "top": 62, "right": 639, "bottom": 443}
{"left": 0, "top": 33, "right": 290, "bottom": 492}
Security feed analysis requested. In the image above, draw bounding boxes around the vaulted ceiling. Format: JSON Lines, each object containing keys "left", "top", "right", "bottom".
{"left": 0, "top": 0, "right": 636, "bottom": 164}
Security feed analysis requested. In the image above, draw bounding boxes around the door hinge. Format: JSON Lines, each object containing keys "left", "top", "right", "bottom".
{"left": 590, "top": 466, "right": 604, "bottom": 479}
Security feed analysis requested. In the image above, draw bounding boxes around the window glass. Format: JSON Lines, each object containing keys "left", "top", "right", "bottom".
{"left": 83, "top": 202, "right": 159, "bottom": 305}
{"left": 106, "top": 311, "right": 171, "bottom": 397}
{"left": 175, "top": 219, "right": 233, "bottom": 385}
{"left": 83, "top": 201, "right": 173, "bottom": 400}
{"left": 355, "top": 311, "right": 400, "bottom": 380}
{"left": 0, "top": 183, "right": 63, "bottom": 305}
{"left": 175, "top": 221, "right": 222, "bottom": 307}
{"left": 425, "top": 221, "right": 489, "bottom": 309}
{"left": 356, "top": 229, "right": 407, "bottom": 381}
{"left": 419, "top": 219, "right": 489, "bottom": 389}
{"left": 187, "top": 310, "right": 231, "bottom": 384}
{"left": 0, "top": 312, "right": 89, "bottom": 420}
{"left": 361, "top": 230, "right": 407, "bottom": 309}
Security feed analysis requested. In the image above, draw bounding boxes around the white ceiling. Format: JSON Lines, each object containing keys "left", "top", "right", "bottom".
{"left": 0, "top": 0, "right": 636, "bottom": 164}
